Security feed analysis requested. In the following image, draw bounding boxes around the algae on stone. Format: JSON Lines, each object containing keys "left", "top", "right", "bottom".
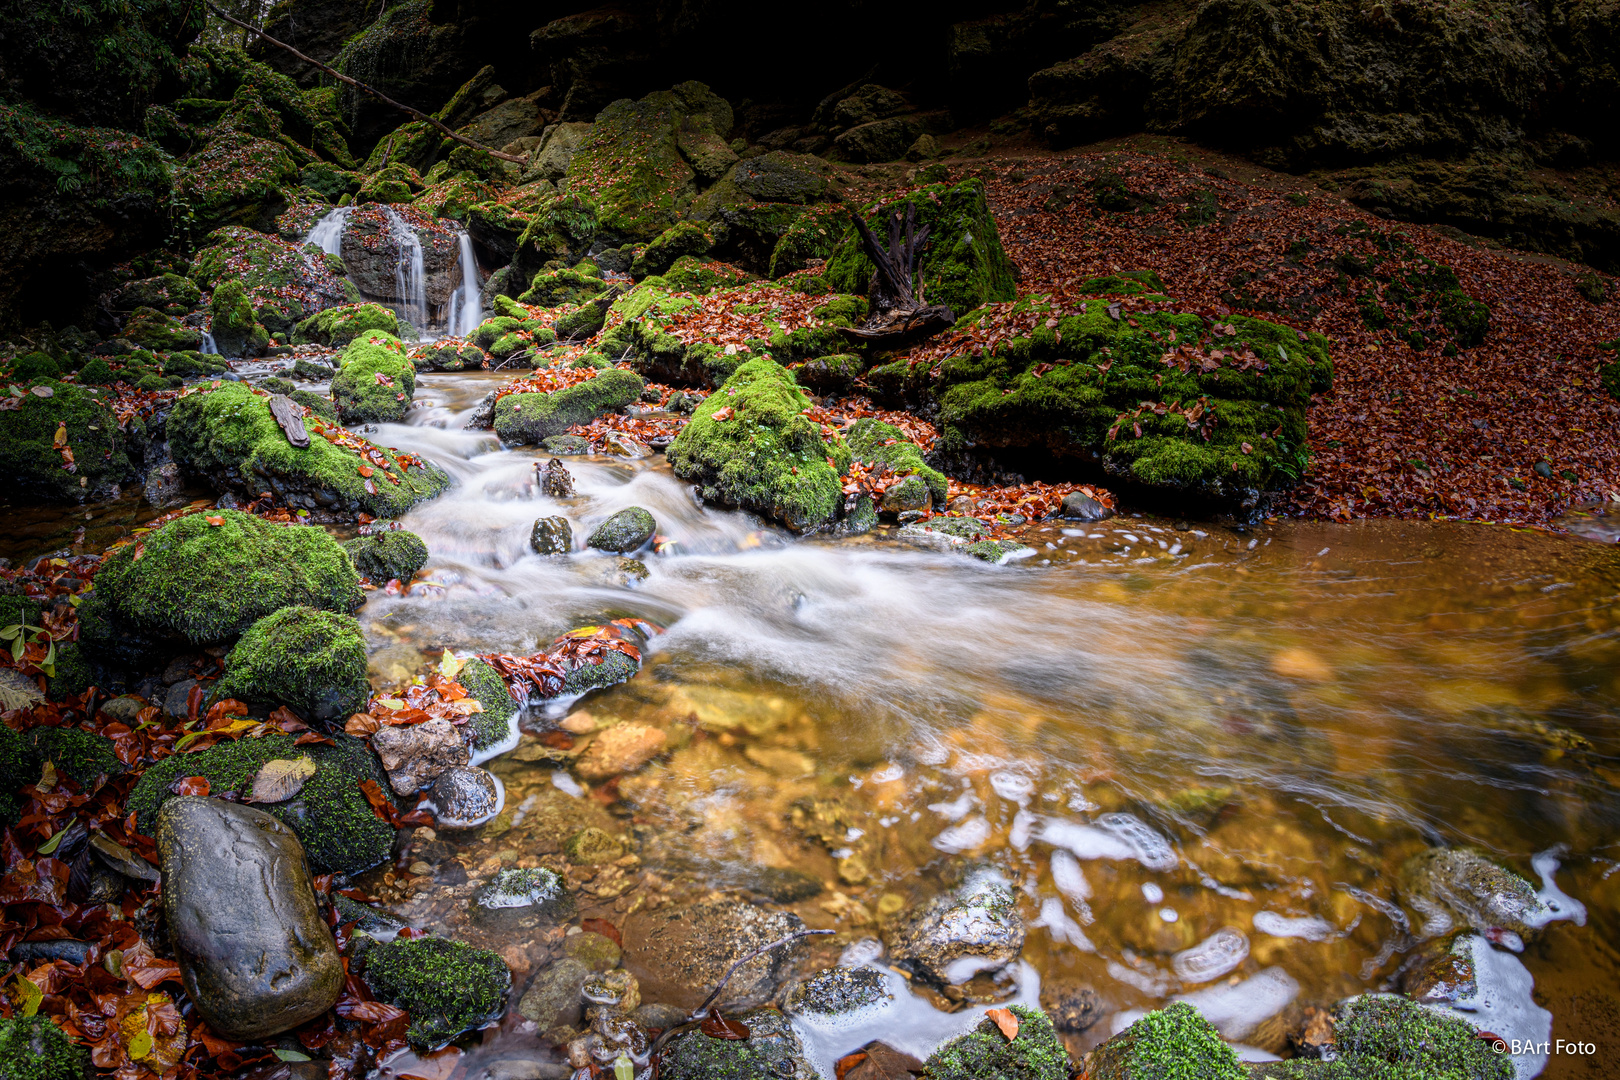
{"left": 924, "top": 1004, "right": 1070, "bottom": 1080}
{"left": 331, "top": 331, "right": 417, "bottom": 424}
{"left": 492, "top": 369, "right": 644, "bottom": 444}
{"left": 211, "top": 606, "right": 370, "bottom": 724}
{"left": 0, "top": 379, "right": 131, "bottom": 503}
{"left": 362, "top": 936, "right": 512, "bottom": 1050}
{"left": 344, "top": 529, "right": 429, "bottom": 583}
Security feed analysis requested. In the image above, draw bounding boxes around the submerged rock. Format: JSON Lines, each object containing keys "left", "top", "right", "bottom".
{"left": 363, "top": 936, "right": 512, "bottom": 1050}
{"left": 431, "top": 765, "right": 501, "bottom": 827}
{"left": 1042, "top": 978, "right": 1105, "bottom": 1034}
{"left": 883, "top": 865, "right": 1026, "bottom": 984}
{"left": 624, "top": 901, "right": 807, "bottom": 1011}
{"left": 373, "top": 718, "right": 470, "bottom": 796}
{"left": 471, "top": 867, "right": 576, "bottom": 931}
{"left": 784, "top": 966, "right": 893, "bottom": 1017}
{"left": 531, "top": 515, "right": 573, "bottom": 555}
{"left": 517, "top": 956, "right": 591, "bottom": 1031}
{"left": 156, "top": 797, "right": 342, "bottom": 1040}
{"left": 563, "top": 826, "right": 625, "bottom": 864}
{"left": 586, "top": 507, "right": 657, "bottom": 552}
{"left": 1399, "top": 847, "right": 1557, "bottom": 941}
{"left": 574, "top": 721, "right": 666, "bottom": 780}
{"left": 658, "top": 1008, "right": 815, "bottom": 1080}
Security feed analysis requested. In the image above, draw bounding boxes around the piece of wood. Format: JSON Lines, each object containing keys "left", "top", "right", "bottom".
{"left": 837, "top": 199, "right": 956, "bottom": 346}
{"left": 204, "top": 2, "right": 527, "bottom": 164}
{"left": 267, "top": 394, "right": 311, "bottom": 447}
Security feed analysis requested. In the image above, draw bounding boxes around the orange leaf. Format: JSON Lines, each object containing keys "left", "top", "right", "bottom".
{"left": 174, "top": 776, "right": 210, "bottom": 798}
{"left": 358, "top": 465, "right": 374, "bottom": 477}
{"left": 345, "top": 713, "right": 380, "bottom": 736}
{"left": 987, "top": 1008, "right": 1018, "bottom": 1041}
{"left": 711, "top": 406, "right": 734, "bottom": 421}
{"left": 205, "top": 516, "right": 224, "bottom": 527}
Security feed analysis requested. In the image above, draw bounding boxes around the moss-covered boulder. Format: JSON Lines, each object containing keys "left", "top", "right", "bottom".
{"left": 595, "top": 283, "right": 741, "bottom": 387}
{"left": 1320, "top": 994, "right": 1513, "bottom": 1080}
{"left": 659, "top": 256, "right": 758, "bottom": 295}
{"left": 128, "top": 734, "right": 394, "bottom": 875}
{"left": 211, "top": 606, "right": 369, "bottom": 723}
{"left": 1086, "top": 1002, "right": 1244, "bottom": 1080}
{"left": 344, "top": 529, "right": 429, "bottom": 583}
{"left": 293, "top": 302, "right": 399, "bottom": 347}
{"left": 177, "top": 130, "right": 301, "bottom": 232}
{"left": 409, "top": 341, "right": 485, "bottom": 372}
{"left": 666, "top": 358, "right": 851, "bottom": 531}
{"left": 123, "top": 306, "right": 203, "bottom": 351}
{"left": 79, "top": 509, "right": 361, "bottom": 662}
{"left": 111, "top": 273, "right": 203, "bottom": 315}
{"left": 362, "top": 936, "right": 511, "bottom": 1050}
{"left": 168, "top": 382, "right": 448, "bottom": 517}
{"left": 658, "top": 1008, "right": 814, "bottom": 1080}
{"left": 190, "top": 226, "right": 354, "bottom": 336}
{"left": 209, "top": 280, "right": 269, "bottom": 358}
{"left": 517, "top": 266, "right": 610, "bottom": 307}
{"left": 0, "top": 1013, "right": 91, "bottom": 1080}
{"left": 632, "top": 221, "right": 714, "bottom": 278}
{"left": 924, "top": 1005, "right": 1069, "bottom": 1080}
{"left": 586, "top": 507, "right": 657, "bottom": 553}
{"left": 788, "top": 352, "right": 865, "bottom": 394}
{"left": 846, "top": 418, "right": 947, "bottom": 506}
{"left": 456, "top": 657, "right": 517, "bottom": 752}
{"left": 25, "top": 728, "right": 123, "bottom": 788}
{"left": 331, "top": 331, "right": 416, "bottom": 424}
{"left": 565, "top": 90, "right": 704, "bottom": 241}
{"left": 824, "top": 179, "right": 1016, "bottom": 317}
{"left": 163, "top": 350, "right": 231, "bottom": 379}
{"left": 0, "top": 380, "right": 131, "bottom": 502}
{"left": 0, "top": 725, "right": 31, "bottom": 826}
{"left": 492, "top": 369, "right": 645, "bottom": 444}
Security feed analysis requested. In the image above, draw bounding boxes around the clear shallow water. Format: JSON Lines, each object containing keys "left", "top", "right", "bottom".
{"left": 352, "top": 372, "right": 1620, "bottom": 1078}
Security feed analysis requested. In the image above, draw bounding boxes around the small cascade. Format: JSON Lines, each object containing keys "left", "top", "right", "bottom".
{"left": 200, "top": 331, "right": 220, "bottom": 356}
{"left": 445, "top": 231, "right": 483, "bottom": 338}
{"left": 304, "top": 206, "right": 351, "bottom": 256}
{"left": 381, "top": 206, "right": 428, "bottom": 333}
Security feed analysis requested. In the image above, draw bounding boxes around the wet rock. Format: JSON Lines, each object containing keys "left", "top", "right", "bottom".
{"left": 581, "top": 968, "right": 640, "bottom": 1012}
{"left": 623, "top": 901, "right": 807, "bottom": 1011}
{"left": 1398, "top": 847, "right": 1555, "bottom": 940}
{"left": 745, "top": 866, "right": 824, "bottom": 903}
{"left": 542, "top": 435, "right": 592, "bottom": 455}
{"left": 879, "top": 474, "right": 932, "bottom": 515}
{"left": 926, "top": 1004, "right": 1069, "bottom": 1080}
{"left": 478, "top": 1060, "right": 572, "bottom": 1080}
{"left": 588, "top": 557, "right": 650, "bottom": 589}
{"left": 431, "top": 765, "right": 501, "bottom": 828}
{"left": 1398, "top": 931, "right": 1479, "bottom": 1005}
{"left": 784, "top": 967, "right": 893, "bottom": 1017}
{"left": 586, "top": 507, "right": 657, "bottom": 553}
{"left": 1042, "top": 978, "right": 1105, "bottom": 1034}
{"left": 162, "top": 679, "right": 198, "bottom": 719}
{"left": 98, "top": 695, "right": 144, "bottom": 724}
{"left": 575, "top": 722, "right": 667, "bottom": 781}
{"left": 633, "top": 1002, "right": 688, "bottom": 1031}
{"left": 156, "top": 797, "right": 343, "bottom": 1040}
{"left": 470, "top": 867, "right": 577, "bottom": 931}
{"left": 1060, "top": 491, "right": 1112, "bottom": 522}
{"left": 602, "top": 432, "right": 650, "bottom": 458}
{"left": 563, "top": 826, "right": 625, "bottom": 864}
{"left": 658, "top": 1008, "right": 815, "bottom": 1080}
{"left": 571, "top": 1008, "right": 651, "bottom": 1075}
{"left": 539, "top": 457, "right": 575, "bottom": 498}
{"left": 332, "top": 894, "right": 407, "bottom": 938}
{"left": 531, "top": 516, "right": 573, "bottom": 556}
{"left": 372, "top": 718, "right": 469, "bottom": 796}
{"left": 562, "top": 931, "right": 623, "bottom": 971}
{"left": 883, "top": 866, "right": 1025, "bottom": 984}
{"left": 518, "top": 956, "right": 591, "bottom": 1030}
{"left": 362, "top": 936, "right": 511, "bottom": 1050}
{"left": 145, "top": 461, "right": 187, "bottom": 509}
{"left": 7, "top": 939, "right": 93, "bottom": 966}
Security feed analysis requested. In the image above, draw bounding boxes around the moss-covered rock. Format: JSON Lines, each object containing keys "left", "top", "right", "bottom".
{"left": 666, "top": 358, "right": 850, "bottom": 531}
{"left": 632, "top": 221, "right": 714, "bottom": 278}
{"left": 25, "top": 728, "right": 122, "bottom": 788}
{"left": 129, "top": 733, "right": 393, "bottom": 874}
{"left": 517, "top": 267, "right": 609, "bottom": 307}
{"left": 1327, "top": 994, "right": 1512, "bottom": 1080}
{"left": 344, "top": 529, "right": 429, "bottom": 583}
{"left": 0, "top": 725, "right": 26, "bottom": 827}
{"left": 169, "top": 382, "right": 448, "bottom": 517}
{"left": 162, "top": 351, "right": 230, "bottom": 379}
{"left": 0, "top": 1013, "right": 91, "bottom": 1080}
{"left": 190, "top": 225, "right": 354, "bottom": 336}
{"left": 824, "top": 179, "right": 1016, "bottom": 317}
{"left": 456, "top": 657, "right": 517, "bottom": 752}
{"left": 331, "top": 331, "right": 416, "bottom": 424}
{"left": 595, "top": 282, "right": 743, "bottom": 386}
{"left": 209, "top": 280, "right": 269, "bottom": 358}
{"left": 586, "top": 507, "right": 657, "bottom": 553}
{"left": 211, "top": 606, "right": 369, "bottom": 723}
{"left": 846, "top": 419, "right": 947, "bottom": 505}
{"left": 79, "top": 509, "right": 361, "bottom": 662}
{"left": 409, "top": 341, "right": 485, "bottom": 372}
{"left": 45, "top": 641, "right": 96, "bottom": 700}
{"left": 177, "top": 130, "right": 301, "bottom": 232}
{"left": 924, "top": 1005, "right": 1069, "bottom": 1080}
{"left": 123, "top": 307, "right": 203, "bottom": 352}
{"left": 768, "top": 206, "right": 849, "bottom": 279}
{"left": 788, "top": 353, "right": 865, "bottom": 394}
{"left": 293, "top": 302, "right": 400, "bottom": 346}
{"left": 565, "top": 91, "right": 698, "bottom": 241}
{"left": 492, "top": 370, "right": 645, "bottom": 444}
{"left": 0, "top": 379, "right": 131, "bottom": 502}
{"left": 362, "top": 936, "right": 511, "bottom": 1050}
{"left": 658, "top": 1008, "right": 813, "bottom": 1080}
{"left": 659, "top": 256, "right": 758, "bottom": 295}
{"left": 1085, "top": 1001, "right": 1244, "bottom": 1080}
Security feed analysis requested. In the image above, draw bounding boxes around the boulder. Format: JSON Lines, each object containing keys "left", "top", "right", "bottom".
{"left": 564, "top": 89, "right": 705, "bottom": 240}
{"left": 123, "top": 307, "right": 202, "bottom": 352}
{"left": 373, "top": 718, "right": 470, "bottom": 795}
{"left": 431, "top": 765, "right": 502, "bottom": 827}
{"left": 1399, "top": 847, "right": 1561, "bottom": 941}
{"left": 658, "top": 1009, "right": 815, "bottom": 1080}
{"left": 339, "top": 205, "right": 462, "bottom": 316}
{"left": 529, "top": 122, "right": 594, "bottom": 180}
{"left": 846, "top": 418, "right": 947, "bottom": 507}
{"left": 883, "top": 866, "right": 1025, "bottom": 984}
{"left": 344, "top": 529, "right": 429, "bottom": 583}
{"left": 784, "top": 967, "right": 894, "bottom": 1018}
{"left": 0, "top": 379, "right": 132, "bottom": 503}
{"left": 623, "top": 901, "right": 807, "bottom": 1011}
{"left": 531, "top": 516, "right": 573, "bottom": 555}
{"left": 518, "top": 266, "right": 609, "bottom": 307}
{"left": 517, "top": 956, "right": 591, "bottom": 1031}
{"left": 210, "top": 606, "right": 369, "bottom": 724}
{"left": 209, "top": 280, "right": 269, "bottom": 358}
{"left": 156, "top": 797, "right": 343, "bottom": 1040}
{"left": 492, "top": 369, "right": 645, "bottom": 443}
{"left": 1060, "top": 491, "right": 1112, "bottom": 521}
{"left": 293, "top": 302, "right": 400, "bottom": 347}
{"left": 833, "top": 117, "right": 923, "bottom": 163}
{"left": 362, "top": 936, "right": 512, "bottom": 1050}
{"left": 332, "top": 331, "right": 418, "bottom": 424}
{"left": 585, "top": 507, "right": 656, "bottom": 552}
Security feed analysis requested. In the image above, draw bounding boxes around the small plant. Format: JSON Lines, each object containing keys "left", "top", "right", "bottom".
{"left": 1, "top": 621, "right": 56, "bottom": 677}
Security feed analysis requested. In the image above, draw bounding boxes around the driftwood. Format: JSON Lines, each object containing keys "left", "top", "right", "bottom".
{"left": 266, "top": 394, "right": 310, "bottom": 448}
{"left": 838, "top": 200, "right": 956, "bottom": 346}
{"left": 204, "top": 3, "right": 527, "bottom": 164}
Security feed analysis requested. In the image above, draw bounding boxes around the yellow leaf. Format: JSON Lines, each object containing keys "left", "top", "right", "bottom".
{"left": 376, "top": 697, "right": 405, "bottom": 710}
{"left": 53, "top": 423, "right": 67, "bottom": 447}
{"left": 12, "top": 975, "right": 41, "bottom": 1017}
{"left": 438, "top": 649, "right": 462, "bottom": 678}
{"left": 127, "top": 1027, "right": 153, "bottom": 1061}
{"left": 248, "top": 757, "right": 317, "bottom": 803}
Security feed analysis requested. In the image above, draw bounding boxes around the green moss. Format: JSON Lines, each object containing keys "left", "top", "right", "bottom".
{"left": 211, "top": 606, "right": 369, "bottom": 723}
{"left": 259, "top": 376, "right": 296, "bottom": 396}
{"left": 766, "top": 325, "right": 849, "bottom": 364}
{"left": 661, "top": 256, "right": 757, "bottom": 295}
{"left": 492, "top": 370, "right": 645, "bottom": 444}
{"left": 168, "top": 382, "right": 446, "bottom": 517}
{"left": 362, "top": 936, "right": 511, "bottom": 1050}
{"left": 666, "top": 358, "right": 850, "bottom": 532}
{"left": 456, "top": 657, "right": 517, "bottom": 751}
{"left": 823, "top": 179, "right": 1017, "bottom": 317}
{"left": 0, "top": 725, "right": 25, "bottom": 827}
{"left": 331, "top": 331, "right": 416, "bottom": 424}
{"left": 123, "top": 307, "right": 202, "bottom": 352}
{"left": 128, "top": 733, "right": 393, "bottom": 874}
{"left": 1325, "top": 996, "right": 1512, "bottom": 1080}
{"left": 0, "top": 379, "right": 130, "bottom": 502}
{"left": 0, "top": 1013, "right": 91, "bottom": 1080}
{"left": 518, "top": 267, "right": 609, "bottom": 307}
{"left": 923, "top": 1005, "right": 1069, "bottom": 1080}
{"left": 177, "top": 130, "right": 300, "bottom": 231}
{"left": 10, "top": 352, "right": 60, "bottom": 381}
{"left": 293, "top": 303, "right": 399, "bottom": 347}
{"left": 26, "top": 728, "right": 122, "bottom": 787}
{"left": 631, "top": 221, "right": 714, "bottom": 277}
{"left": 410, "top": 342, "right": 485, "bottom": 372}
{"left": 554, "top": 304, "right": 607, "bottom": 341}
{"left": 79, "top": 509, "right": 361, "bottom": 656}
{"left": 659, "top": 1009, "right": 809, "bottom": 1080}
{"left": 788, "top": 353, "right": 865, "bottom": 394}
{"left": 190, "top": 226, "right": 353, "bottom": 332}
{"left": 471, "top": 316, "right": 539, "bottom": 351}
{"left": 344, "top": 530, "right": 428, "bottom": 583}
{"left": 512, "top": 193, "right": 598, "bottom": 265}
{"left": 846, "top": 419, "right": 946, "bottom": 504}
{"left": 1085, "top": 1001, "right": 1244, "bottom": 1080}
{"left": 162, "top": 351, "right": 229, "bottom": 378}
{"left": 769, "top": 206, "right": 847, "bottom": 279}
{"left": 209, "top": 279, "right": 269, "bottom": 358}
{"left": 291, "top": 390, "right": 337, "bottom": 420}
{"left": 45, "top": 642, "right": 96, "bottom": 700}
{"left": 565, "top": 92, "right": 696, "bottom": 241}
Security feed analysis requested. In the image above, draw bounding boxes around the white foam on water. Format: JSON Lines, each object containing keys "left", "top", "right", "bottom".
{"left": 1050, "top": 849, "right": 1093, "bottom": 910}
{"left": 1172, "top": 928, "right": 1250, "bottom": 983}
{"left": 1253, "top": 911, "right": 1338, "bottom": 941}
{"left": 990, "top": 770, "right": 1035, "bottom": 806}
{"left": 1031, "top": 896, "right": 1094, "bottom": 951}
{"left": 1526, "top": 849, "right": 1587, "bottom": 928}
{"left": 932, "top": 815, "right": 991, "bottom": 853}
{"left": 551, "top": 770, "right": 585, "bottom": 797}
{"left": 1429, "top": 935, "right": 1553, "bottom": 1080}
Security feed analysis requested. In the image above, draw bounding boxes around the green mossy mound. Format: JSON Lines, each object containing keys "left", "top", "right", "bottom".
{"left": 1331, "top": 224, "right": 1492, "bottom": 350}
{"left": 128, "top": 733, "right": 394, "bottom": 875}
{"left": 211, "top": 606, "right": 369, "bottom": 723}
{"left": 123, "top": 307, "right": 202, "bottom": 352}
{"left": 586, "top": 507, "right": 657, "bottom": 553}
{"left": 0, "top": 725, "right": 31, "bottom": 826}
{"left": 456, "top": 657, "right": 517, "bottom": 751}
{"left": 46, "top": 642, "right": 96, "bottom": 700}
{"left": 332, "top": 332, "right": 417, "bottom": 424}
{"left": 168, "top": 382, "right": 449, "bottom": 517}
{"left": 657, "top": 257, "right": 757, "bottom": 295}
{"left": 294, "top": 303, "right": 400, "bottom": 347}
{"left": 565, "top": 90, "right": 704, "bottom": 241}
{"left": 1086, "top": 1002, "right": 1244, "bottom": 1080}
{"left": 112, "top": 273, "right": 203, "bottom": 314}
{"left": 0, "top": 380, "right": 131, "bottom": 503}
{"left": 410, "top": 342, "right": 485, "bottom": 372}
{"left": 924, "top": 1005, "right": 1069, "bottom": 1080}
{"left": 518, "top": 266, "right": 610, "bottom": 307}
{"left": 0, "top": 1013, "right": 91, "bottom": 1080}
{"left": 291, "top": 390, "right": 337, "bottom": 420}
{"left": 79, "top": 510, "right": 361, "bottom": 662}
{"left": 177, "top": 130, "right": 301, "bottom": 232}
{"left": 824, "top": 179, "right": 1017, "bottom": 317}
{"left": 666, "top": 358, "right": 851, "bottom": 532}
{"left": 209, "top": 280, "right": 269, "bottom": 359}
{"left": 492, "top": 370, "right": 645, "bottom": 444}
{"left": 596, "top": 283, "right": 740, "bottom": 387}
{"left": 344, "top": 530, "right": 429, "bottom": 583}
{"left": 632, "top": 221, "right": 714, "bottom": 278}
{"left": 162, "top": 351, "right": 230, "bottom": 379}
{"left": 190, "top": 225, "right": 354, "bottom": 337}
{"left": 362, "top": 936, "right": 512, "bottom": 1050}
{"left": 1249, "top": 995, "right": 1512, "bottom": 1080}
{"left": 846, "top": 419, "right": 947, "bottom": 505}
{"left": 789, "top": 353, "right": 865, "bottom": 394}
{"left": 25, "top": 728, "right": 122, "bottom": 788}
{"left": 658, "top": 1009, "right": 810, "bottom": 1080}
{"left": 560, "top": 650, "right": 641, "bottom": 696}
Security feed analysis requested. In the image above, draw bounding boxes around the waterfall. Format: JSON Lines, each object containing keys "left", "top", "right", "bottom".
{"left": 446, "top": 231, "right": 484, "bottom": 338}
{"left": 200, "top": 331, "right": 220, "bottom": 356}
{"left": 380, "top": 206, "right": 427, "bottom": 333}
{"left": 304, "top": 206, "right": 351, "bottom": 256}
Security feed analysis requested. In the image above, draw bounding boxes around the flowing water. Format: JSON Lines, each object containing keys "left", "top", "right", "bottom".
{"left": 306, "top": 206, "right": 351, "bottom": 257}
{"left": 381, "top": 206, "right": 429, "bottom": 334}
{"left": 446, "top": 232, "right": 484, "bottom": 339}
{"left": 337, "top": 372, "right": 1620, "bottom": 1079}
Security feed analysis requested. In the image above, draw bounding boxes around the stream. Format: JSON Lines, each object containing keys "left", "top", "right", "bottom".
{"left": 328, "top": 371, "right": 1620, "bottom": 1079}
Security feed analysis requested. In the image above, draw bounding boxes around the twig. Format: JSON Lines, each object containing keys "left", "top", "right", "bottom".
{"left": 204, "top": 2, "right": 526, "bottom": 164}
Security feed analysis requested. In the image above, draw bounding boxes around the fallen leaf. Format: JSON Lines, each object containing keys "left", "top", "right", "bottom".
{"left": 248, "top": 757, "right": 318, "bottom": 803}
{"left": 30, "top": 385, "right": 53, "bottom": 397}
{"left": 711, "top": 406, "right": 735, "bottom": 421}
{"left": 53, "top": 423, "right": 67, "bottom": 447}
{"left": 205, "top": 516, "right": 224, "bottom": 526}
{"left": 699, "top": 1011, "right": 750, "bottom": 1040}
{"left": 173, "top": 775, "right": 210, "bottom": 797}
{"left": 987, "top": 1007, "right": 1019, "bottom": 1041}
{"left": 842, "top": 1044, "right": 926, "bottom": 1080}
